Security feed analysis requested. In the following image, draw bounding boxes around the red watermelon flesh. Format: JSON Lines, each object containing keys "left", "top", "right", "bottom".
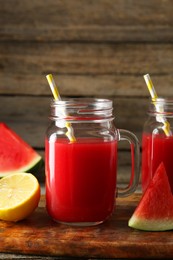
{"left": 128, "top": 162, "right": 173, "bottom": 231}
{"left": 0, "top": 123, "right": 42, "bottom": 176}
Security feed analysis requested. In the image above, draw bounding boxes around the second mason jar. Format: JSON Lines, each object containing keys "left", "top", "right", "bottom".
{"left": 142, "top": 98, "right": 173, "bottom": 193}
{"left": 45, "top": 98, "right": 140, "bottom": 226}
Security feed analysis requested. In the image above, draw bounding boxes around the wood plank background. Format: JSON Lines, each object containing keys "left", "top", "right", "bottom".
{"left": 0, "top": 0, "right": 173, "bottom": 184}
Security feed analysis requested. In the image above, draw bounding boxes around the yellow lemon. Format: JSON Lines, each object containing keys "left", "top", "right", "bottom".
{"left": 0, "top": 172, "right": 40, "bottom": 222}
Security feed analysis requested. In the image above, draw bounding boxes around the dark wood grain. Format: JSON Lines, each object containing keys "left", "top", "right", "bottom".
{"left": 1, "top": 73, "right": 173, "bottom": 98}
{"left": 0, "top": 194, "right": 171, "bottom": 258}
{"left": 0, "top": 43, "right": 173, "bottom": 95}
{"left": 0, "top": 0, "right": 173, "bottom": 42}
{"left": 2, "top": 42, "right": 173, "bottom": 75}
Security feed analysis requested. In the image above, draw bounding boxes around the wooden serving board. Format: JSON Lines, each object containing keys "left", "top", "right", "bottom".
{"left": 0, "top": 194, "right": 172, "bottom": 258}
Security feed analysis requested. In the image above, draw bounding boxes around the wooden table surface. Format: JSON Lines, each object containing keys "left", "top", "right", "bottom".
{"left": 0, "top": 193, "right": 173, "bottom": 259}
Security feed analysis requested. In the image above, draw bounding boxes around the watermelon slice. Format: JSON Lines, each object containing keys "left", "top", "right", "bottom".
{"left": 0, "top": 123, "right": 42, "bottom": 177}
{"left": 128, "top": 162, "right": 173, "bottom": 231}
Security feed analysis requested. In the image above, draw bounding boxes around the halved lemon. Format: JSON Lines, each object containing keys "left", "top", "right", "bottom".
{"left": 0, "top": 172, "right": 40, "bottom": 222}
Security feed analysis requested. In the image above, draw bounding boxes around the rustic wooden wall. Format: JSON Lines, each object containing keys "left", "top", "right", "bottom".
{"left": 0, "top": 0, "right": 173, "bottom": 183}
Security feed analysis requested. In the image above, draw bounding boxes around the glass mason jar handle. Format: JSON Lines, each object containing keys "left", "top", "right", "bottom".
{"left": 117, "top": 129, "right": 140, "bottom": 198}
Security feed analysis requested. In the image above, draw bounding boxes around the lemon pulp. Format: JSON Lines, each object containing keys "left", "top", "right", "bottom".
{"left": 0, "top": 173, "right": 40, "bottom": 222}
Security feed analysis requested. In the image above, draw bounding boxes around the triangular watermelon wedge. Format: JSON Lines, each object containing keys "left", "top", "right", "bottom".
{"left": 128, "top": 162, "right": 173, "bottom": 231}
{"left": 0, "top": 123, "right": 43, "bottom": 177}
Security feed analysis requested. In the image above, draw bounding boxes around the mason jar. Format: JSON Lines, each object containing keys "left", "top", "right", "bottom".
{"left": 45, "top": 98, "right": 140, "bottom": 226}
{"left": 142, "top": 98, "right": 173, "bottom": 193}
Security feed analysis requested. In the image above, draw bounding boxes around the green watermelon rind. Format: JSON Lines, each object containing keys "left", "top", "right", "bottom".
{"left": 129, "top": 215, "right": 173, "bottom": 231}
{"left": 0, "top": 154, "right": 43, "bottom": 177}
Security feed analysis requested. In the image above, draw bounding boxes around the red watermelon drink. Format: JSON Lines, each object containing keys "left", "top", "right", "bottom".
{"left": 45, "top": 138, "right": 117, "bottom": 224}
{"left": 142, "top": 133, "right": 173, "bottom": 193}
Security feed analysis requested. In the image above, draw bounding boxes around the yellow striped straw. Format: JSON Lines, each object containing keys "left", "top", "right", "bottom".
{"left": 46, "top": 74, "right": 76, "bottom": 142}
{"left": 143, "top": 74, "right": 171, "bottom": 136}
{"left": 143, "top": 74, "right": 158, "bottom": 100}
{"left": 46, "top": 74, "right": 61, "bottom": 101}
